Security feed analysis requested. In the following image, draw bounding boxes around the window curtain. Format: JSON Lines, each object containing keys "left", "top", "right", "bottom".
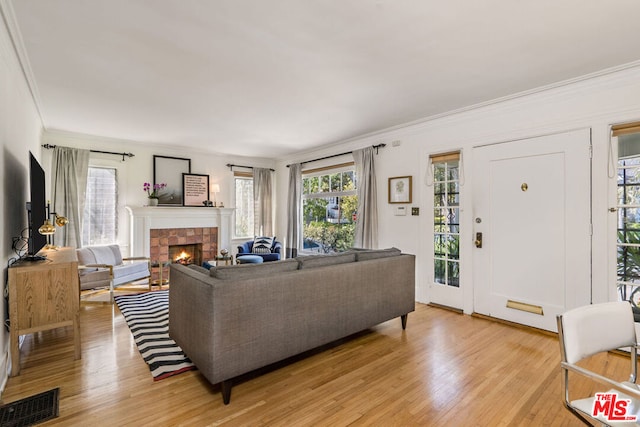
{"left": 253, "top": 167, "right": 273, "bottom": 236}
{"left": 50, "top": 146, "right": 90, "bottom": 248}
{"left": 285, "top": 163, "right": 302, "bottom": 258}
{"left": 353, "top": 147, "right": 378, "bottom": 249}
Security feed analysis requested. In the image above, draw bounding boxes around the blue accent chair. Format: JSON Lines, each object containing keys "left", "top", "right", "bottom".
{"left": 236, "top": 239, "right": 282, "bottom": 262}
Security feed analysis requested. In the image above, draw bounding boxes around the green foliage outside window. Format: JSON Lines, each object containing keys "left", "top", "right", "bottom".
{"left": 302, "top": 170, "right": 357, "bottom": 253}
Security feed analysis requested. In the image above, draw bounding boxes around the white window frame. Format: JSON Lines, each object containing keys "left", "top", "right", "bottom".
{"left": 300, "top": 162, "right": 357, "bottom": 254}
{"left": 233, "top": 173, "right": 254, "bottom": 239}
{"left": 82, "top": 157, "right": 123, "bottom": 247}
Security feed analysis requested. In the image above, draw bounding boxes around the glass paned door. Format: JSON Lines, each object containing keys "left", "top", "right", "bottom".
{"left": 617, "top": 155, "right": 640, "bottom": 308}
{"left": 433, "top": 159, "right": 460, "bottom": 287}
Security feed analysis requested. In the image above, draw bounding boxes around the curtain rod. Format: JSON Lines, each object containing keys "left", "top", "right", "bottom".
{"left": 226, "top": 164, "right": 275, "bottom": 172}
{"left": 286, "top": 143, "right": 386, "bottom": 168}
{"left": 42, "top": 144, "right": 134, "bottom": 161}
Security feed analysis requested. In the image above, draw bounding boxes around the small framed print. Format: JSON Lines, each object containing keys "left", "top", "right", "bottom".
{"left": 388, "top": 176, "right": 412, "bottom": 204}
{"left": 182, "top": 173, "right": 210, "bottom": 207}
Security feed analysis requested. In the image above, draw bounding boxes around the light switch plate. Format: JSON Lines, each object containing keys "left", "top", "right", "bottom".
{"left": 395, "top": 206, "right": 406, "bottom": 216}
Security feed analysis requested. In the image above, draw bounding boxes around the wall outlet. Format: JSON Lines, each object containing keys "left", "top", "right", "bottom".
{"left": 411, "top": 207, "right": 419, "bottom": 216}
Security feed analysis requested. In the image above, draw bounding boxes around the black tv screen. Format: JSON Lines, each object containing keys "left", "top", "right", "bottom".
{"left": 27, "top": 152, "right": 47, "bottom": 258}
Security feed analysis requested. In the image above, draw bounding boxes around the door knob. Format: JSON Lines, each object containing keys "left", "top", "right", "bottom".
{"left": 475, "top": 232, "right": 483, "bottom": 248}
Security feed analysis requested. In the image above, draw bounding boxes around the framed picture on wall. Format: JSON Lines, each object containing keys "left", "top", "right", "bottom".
{"left": 182, "top": 173, "right": 210, "bottom": 207}
{"left": 388, "top": 176, "right": 412, "bottom": 203}
{"left": 153, "top": 155, "right": 191, "bottom": 205}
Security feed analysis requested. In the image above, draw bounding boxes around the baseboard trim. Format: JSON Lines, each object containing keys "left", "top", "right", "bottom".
{"left": 470, "top": 312, "right": 557, "bottom": 337}
{"left": 427, "top": 302, "right": 463, "bottom": 314}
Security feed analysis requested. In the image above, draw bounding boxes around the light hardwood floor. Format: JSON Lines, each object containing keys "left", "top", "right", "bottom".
{"left": 1, "top": 298, "right": 628, "bottom": 426}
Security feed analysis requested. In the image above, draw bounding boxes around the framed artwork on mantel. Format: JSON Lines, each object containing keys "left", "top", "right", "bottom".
{"left": 182, "top": 173, "right": 210, "bottom": 207}
{"left": 388, "top": 176, "right": 412, "bottom": 203}
{"left": 153, "top": 155, "right": 191, "bottom": 205}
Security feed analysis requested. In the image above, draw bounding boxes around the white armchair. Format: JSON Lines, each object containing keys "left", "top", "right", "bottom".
{"left": 77, "top": 245, "right": 151, "bottom": 301}
{"left": 557, "top": 301, "right": 640, "bottom": 425}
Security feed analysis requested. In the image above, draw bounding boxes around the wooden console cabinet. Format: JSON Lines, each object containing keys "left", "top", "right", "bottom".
{"left": 8, "top": 247, "right": 81, "bottom": 376}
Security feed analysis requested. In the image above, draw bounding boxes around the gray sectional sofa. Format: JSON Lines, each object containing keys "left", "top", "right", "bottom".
{"left": 168, "top": 248, "right": 415, "bottom": 404}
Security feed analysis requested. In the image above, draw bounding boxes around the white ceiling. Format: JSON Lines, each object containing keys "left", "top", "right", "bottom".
{"left": 7, "top": 0, "right": 640, "bottom": 158}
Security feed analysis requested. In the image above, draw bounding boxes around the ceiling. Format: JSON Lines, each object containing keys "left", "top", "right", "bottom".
{"left": 7, "top": 0, "right": 640, "bottom": 158}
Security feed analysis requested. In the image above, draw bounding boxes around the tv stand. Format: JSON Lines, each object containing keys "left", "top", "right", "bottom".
{"left": 8, "top": 247, "right": 81, "bottom": 376}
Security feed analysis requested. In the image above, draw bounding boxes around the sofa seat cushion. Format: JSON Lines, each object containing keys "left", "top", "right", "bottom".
{"left": 112, "top": 261, "right": 150, "bottom": 286}
{"left": 353, "top": 247, "right": 402, "bottom": 261}
{"left": 237, "top": 255, "right": 264, "bottom": 264}
{"left": 297, "top": 252, "right": 356, "bottom": 269}
{"left": 78, "top": 268, "right": 111, "bottom": 290}
{"left": 211, "top": 258, "right": 299, "bottom": 280}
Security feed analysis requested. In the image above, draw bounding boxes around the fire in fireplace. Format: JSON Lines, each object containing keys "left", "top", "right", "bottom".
{"left": 169, "top": 243, "right": 203, "bottom": 266}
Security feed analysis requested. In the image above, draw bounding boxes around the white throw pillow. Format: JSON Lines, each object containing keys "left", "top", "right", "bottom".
{"left": 253, "top": 236, "right": 274, "bottom": 253}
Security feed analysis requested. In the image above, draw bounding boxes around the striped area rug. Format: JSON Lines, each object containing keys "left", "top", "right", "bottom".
{"left": 114, "top": 290, "right": 196, "bottom": 380}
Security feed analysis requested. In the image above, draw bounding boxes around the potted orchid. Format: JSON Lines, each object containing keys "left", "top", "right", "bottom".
{"left": 144, "top": 182, "right": 166, "bottom": 206}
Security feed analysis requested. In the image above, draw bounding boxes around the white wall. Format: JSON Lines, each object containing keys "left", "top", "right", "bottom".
{"left": 40, "top": 130, "right": 276, "bottom": 256}
{"left": 276, "top": 63, "right": 640, "bottom": 312}
{"left": 0, "top": 8, "right": 44, "bottom": 394}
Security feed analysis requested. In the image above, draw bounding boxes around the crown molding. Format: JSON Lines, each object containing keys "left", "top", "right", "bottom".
{"left": 280, "top": 60, "right": 640, "bottom": 166}
{"left": 0, "top": 0, "right": 45, "bottom": 127}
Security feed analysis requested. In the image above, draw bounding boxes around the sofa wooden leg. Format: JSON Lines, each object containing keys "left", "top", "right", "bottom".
{"left": 401, "top": 314, "right": 408, "bottom": 330}
{"left": 221, "top": 380, "right": 232, "bottom": 405}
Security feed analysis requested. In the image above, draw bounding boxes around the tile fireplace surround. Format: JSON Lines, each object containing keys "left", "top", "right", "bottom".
{"left": 126, "top": 206, "right": 234, "bottom": 260}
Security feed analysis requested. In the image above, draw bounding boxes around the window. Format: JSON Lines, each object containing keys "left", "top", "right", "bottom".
{"left": 234, "top": 173, "right": 254, "bottom": 238}
{"left": 432, "top": 152, "right": 460, "bottom": 287}
{"left": 302, "top": 163, "right": 357, "bottom": 253}
{"left": 82, "top": 166, "right": 117, "bottom": 246}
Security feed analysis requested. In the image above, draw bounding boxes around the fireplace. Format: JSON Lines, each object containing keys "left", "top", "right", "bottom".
{"left": 126, "top": 206, "right": 233, "bottom": 282}
{"left": 169, "top": 243, "right": 203, "bottom": 266}
{"left": 148, "top": 227, "right": 218, "bottom": 281}
{"left": 150, "top": 227, "right": 217, "bottom": 262}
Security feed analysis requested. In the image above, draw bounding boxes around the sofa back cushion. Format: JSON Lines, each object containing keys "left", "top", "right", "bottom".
{"left": 77, "top": 244, "right": 123, "bottom": 266}
{"left": 353, "top": 247, "right": 402, "bottom": 261}
{"left": 297, "top": 252, "right": 356, "bottom": 269}
{"left": 211, "top": 258, "right": 299, "bottom": 280}
{"left": 77, "top": 247, "right": 97, "bottom": 266}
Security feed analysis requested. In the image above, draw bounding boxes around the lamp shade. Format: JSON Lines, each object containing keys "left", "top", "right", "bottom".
{"left": 55, "top": 214, "right": 69, "bottom": 227}
{"left": 211, "top": 184, "right": 220, "bottom": 193}
{"left": 38, "top": 219, "right": 56, "bottom": 235}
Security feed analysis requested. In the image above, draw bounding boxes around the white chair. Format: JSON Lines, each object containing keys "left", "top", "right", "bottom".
{"left": 557, "top": 301, "right": 640, "bottom": 425}
{"left": 77, "top": 245, "right": 151, "bottom": 302}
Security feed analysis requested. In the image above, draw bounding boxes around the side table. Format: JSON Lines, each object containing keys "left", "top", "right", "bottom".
{"left": 150, "top": 260, "right": 171, "bottom": 290}
{"left": 215, "top": 255, "right": 233, "bottom": 266}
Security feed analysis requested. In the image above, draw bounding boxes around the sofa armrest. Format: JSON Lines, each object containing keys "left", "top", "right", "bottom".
{"left": 123, "top": 257, "right": 150, "bottom": 261}
{"left": 237, "top": 241, "right": 253, "bottom": 255}
{"left": 169, "top": 264, "right": 219, "bottom": 380}
{"left": 272, "top": 241, "right": 282, "bottom": 254}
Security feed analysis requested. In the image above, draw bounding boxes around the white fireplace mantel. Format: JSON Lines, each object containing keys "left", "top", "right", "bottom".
{"left": 126, "top": 206, "right": 234, "bottom": 257}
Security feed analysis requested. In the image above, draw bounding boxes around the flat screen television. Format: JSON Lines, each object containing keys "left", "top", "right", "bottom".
{"left": 26, "top": 151, "right": 48, "bottom": 260}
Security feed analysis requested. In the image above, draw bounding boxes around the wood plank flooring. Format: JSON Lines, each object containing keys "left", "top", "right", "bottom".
{"left": 1, "top": 299, "right": 628, "bottom": 426}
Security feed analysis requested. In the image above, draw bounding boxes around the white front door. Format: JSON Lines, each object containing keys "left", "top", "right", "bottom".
{"left": 472, "top": 129, "right": 592, "bottom": 331}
